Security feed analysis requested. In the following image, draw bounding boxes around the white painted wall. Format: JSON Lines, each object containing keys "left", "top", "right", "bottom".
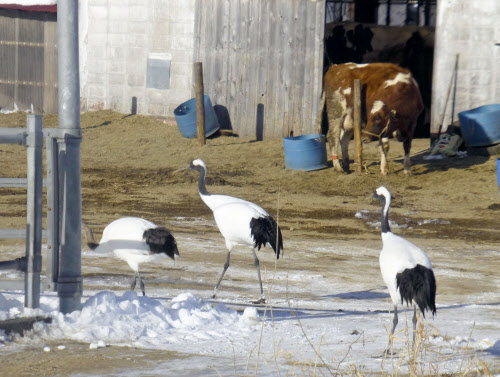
{"left": 431, "top": 0, "right": 500, "bottom": 135}
{"left": 79, "top": 0, "right": 196, "bottom": 117}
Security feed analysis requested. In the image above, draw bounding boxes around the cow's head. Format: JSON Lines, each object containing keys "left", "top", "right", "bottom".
{"left": 363, "top": 102, "right": 397, "bottom": 142}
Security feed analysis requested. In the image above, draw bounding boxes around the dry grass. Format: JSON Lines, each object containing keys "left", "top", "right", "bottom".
{"left": 238, "top": 252, "right": 496, "bottom": 377}
{"left": 245, "top": 307, "right": 495, "bottom": 376}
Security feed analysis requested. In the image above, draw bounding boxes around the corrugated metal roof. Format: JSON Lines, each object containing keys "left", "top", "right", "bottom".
{"left": 0, "top": 3, "right": 56, "bottom": 12}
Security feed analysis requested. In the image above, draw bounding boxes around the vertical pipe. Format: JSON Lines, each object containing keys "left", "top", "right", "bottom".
{"left": 386, "top": 0, "right": 391, "bottom": 26}
{"left": 14, "top": 15, "right": 19, "bottom": 105}
{"left": 57, "top": 0, "right": 83, "bottom": 314}
{"left": 353, "top": 79, "right": 363, "bottom": 174}
{"left": 194, "top": 62, "right": 206, "bottom": 146}
{"left": 25, "top": 114, "right": 43, "bottom": 308}
{"left": 45, "top": 136, "right": 59, "bottom": 291}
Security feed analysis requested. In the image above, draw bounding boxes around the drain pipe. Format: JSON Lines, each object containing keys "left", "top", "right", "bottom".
{"left": 0, "top": 257, "right": 27, "bottom": 272}
{"left": 56, "top": 0, "right": 83, "bottom": 314}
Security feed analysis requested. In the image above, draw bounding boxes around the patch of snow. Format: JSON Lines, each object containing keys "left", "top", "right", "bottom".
{"left": 0, "top": 103, "right": 19, "bottom": 114}
{"left": 418, "top": 219, "right": 451, "bottom": 226}
{"left": 368, "top": 220, "right": 408, "bottom": 229}
{"left": 89, "top": 340, "right": 106, "bottom": 349}
{"left": 354, "top": 209, "right": 371, "bottom": 219}
{"left": 0, "top": 235, "right": 498, "bottom": 375}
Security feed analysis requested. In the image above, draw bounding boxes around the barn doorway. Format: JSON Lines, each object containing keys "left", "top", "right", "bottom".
{"left": 324, "top": 0, "right": 437, "bottom": 138}
{"left": 0, "top": 7, "right": 58, "bottom": 113}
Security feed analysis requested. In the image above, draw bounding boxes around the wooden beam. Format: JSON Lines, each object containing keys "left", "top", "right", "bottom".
{"left": 194, "top": 62, "right": 205, "bottom": 146}
{"left": 353, "top": 79, "right": 363, "bottom": 174}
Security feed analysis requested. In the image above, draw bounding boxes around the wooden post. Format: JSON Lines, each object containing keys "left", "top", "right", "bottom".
{"left": 353, "top": 79, "right": 363, "bottom": 173}
{"left": 194, "top": 62, "right": 205, "bottom": 146}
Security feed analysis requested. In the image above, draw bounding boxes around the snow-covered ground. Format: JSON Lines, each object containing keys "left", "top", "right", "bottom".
{"left": 0, "top": 219, "right": 499, "bottom": 376}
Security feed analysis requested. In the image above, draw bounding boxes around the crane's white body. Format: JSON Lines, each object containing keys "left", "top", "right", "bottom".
{"left": 379, "top": 231, "right": 433, "bottom": 306}
{"left": 94, "top": 217, "right": 167, "bottom": 272}
{"left": 200, "top": 193, "right": 269, "bottom": 251}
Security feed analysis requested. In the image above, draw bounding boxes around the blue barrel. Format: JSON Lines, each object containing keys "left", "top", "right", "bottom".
{"left": 458, "top": 104, "right": 500, "bottom": 147}
{"left": 173, "top": 95, "right": 220, "bottom": 138}
{"left": 497, "top": 158, "right": 500, "bottom": 193}
{"left": 283, "top": 134, "right": 328, "bottom": 171}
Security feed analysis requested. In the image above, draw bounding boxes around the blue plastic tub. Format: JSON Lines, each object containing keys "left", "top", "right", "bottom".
{"left": 497, "top": 158, "right": 500, "bottom": 193}
{"left": 283, "top": 134, "right": 328, "bottom": 171}
{"left": 458, "top": 104, "right": 500, "bottom": 147}
{"left": 173, "top": 95, "right": 220, "bottom": 138}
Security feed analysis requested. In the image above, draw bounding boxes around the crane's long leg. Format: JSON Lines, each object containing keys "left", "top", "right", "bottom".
{"left": 212, "top": 251, "right": 231, "bottom": 298}
{"left": 130, "top": 272, "right": 137, "bottom": 292}
{"left": 412, "top": 305, "right": 417, "bottom": 347}
{"left": 138, "top": 271, "right": 146, "bottom": 296}
{"left": 391, "top": 304, "right": 399, "bottom": 335}
{"left": 252, "top": 248, "right": 265, "bottom": 303}
{"left": 378, "top": 305, "right": 399, "bottom": 357}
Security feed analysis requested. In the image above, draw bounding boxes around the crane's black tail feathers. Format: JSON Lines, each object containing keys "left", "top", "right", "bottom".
{"left": 396, "top": 264, "right": 437, "bottom": 318}
{"left": 81, "top": 221, "right": 99, "bottom": 250}
{"left": 87, "top": 241, "right": 99, "bottom": 250}
{"left": 250, "top": 216, "right": 283, "bottom": 259}
{"left": 143, "top": 227, "right": 179, "bottom": 260}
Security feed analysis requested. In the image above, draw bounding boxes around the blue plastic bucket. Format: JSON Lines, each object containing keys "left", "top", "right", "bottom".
{"left": 458, "top": 104, "right": 500, "bottom": 147}
{"left": 497, "top": 158, "right": 500, "bottom": 193}
{"left": 173, "top": 95, "right": 220, "bottom": 138}
{"left": 283, "top": 134, "right": 328, "bottom": 171}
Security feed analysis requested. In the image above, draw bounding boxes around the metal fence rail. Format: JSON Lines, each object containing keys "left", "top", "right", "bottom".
{"left": 1, "top": 0, "right": 82, "bottom": 313}
{"left": 0, "top": 115, "right": 60, "bottom": 308}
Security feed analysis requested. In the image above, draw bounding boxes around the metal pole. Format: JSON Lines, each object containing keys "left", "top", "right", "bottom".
{"left": 25, "top": 114, "right": 43, "bottom": 308}
{"left": 0, "top": 128, "right": 27, "bottom": 145}
{"left": 57, "top": 0, "right": 82, "bottom": 314}
{"left": 45, "top": 136, "right": 59, "bottom": 291}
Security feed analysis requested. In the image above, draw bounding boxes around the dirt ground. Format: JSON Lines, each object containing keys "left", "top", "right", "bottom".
{"left": 0, "top": 110, "right": 499, "bottom": 376}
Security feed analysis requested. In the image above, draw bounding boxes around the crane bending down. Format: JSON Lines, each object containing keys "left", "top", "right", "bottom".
{"left": 374, "top": 186, "right": 436, "bottom": 351}
{"left": 82, "top": 217, "right": 179, "bottom": 296}
{"left": 180, "top": 159, "right": 283, "bottom": 303}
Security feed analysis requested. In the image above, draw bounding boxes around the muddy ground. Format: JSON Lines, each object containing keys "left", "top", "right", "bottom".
{"left": 0, "top": 110, "right": 499, "bottom": 376}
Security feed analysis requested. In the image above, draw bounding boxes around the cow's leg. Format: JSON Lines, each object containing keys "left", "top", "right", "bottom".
{"left": 325, "top": 88, "right": 346, "bottom": 173}
{"left": 339, "top": 113, "right": 354, "bottom": 172}
{"left": 326, "top": 118, "right": 344, "bottom": 173}
{"left": 379, "top": 137, "right": 390, "bottom": 175}
{"left": 340, "top": 127, "right": 354, "bottom": 173}
{"left": 403, "top": 138, "right": 412, "bottom": 175}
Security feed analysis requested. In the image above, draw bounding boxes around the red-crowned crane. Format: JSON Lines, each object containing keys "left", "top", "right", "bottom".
{"left": 82, "top": 217, "right": 179, "bottom": 296}
{"left": 180, "top": 159, "right": 283, "bottom": 303}
{"left": 373, "top": 186, "right": 436, "bottom": 351}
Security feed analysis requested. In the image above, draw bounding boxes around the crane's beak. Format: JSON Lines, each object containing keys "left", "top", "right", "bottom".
{"left": 173, "top": 164, "right": 190, "bottom": 173}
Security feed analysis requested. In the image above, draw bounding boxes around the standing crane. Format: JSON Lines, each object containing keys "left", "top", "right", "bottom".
{"left": 179, "top": 159, "right": 283, "bottom": 303}
{"left": 83, "top": 217, "right": 179, "bottom": 296}
{"left": 373, "top": 186, "right": 436, "bottom": 352}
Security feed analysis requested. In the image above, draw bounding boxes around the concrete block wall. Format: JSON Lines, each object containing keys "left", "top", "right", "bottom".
{"left": 430, "top": 0, "right": 500, "bottom": 135}
{"left": 79, "top": 0, "right": 196, "bottom": 117}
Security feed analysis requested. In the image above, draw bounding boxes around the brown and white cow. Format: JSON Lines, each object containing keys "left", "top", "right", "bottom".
{"left": 324, "top": 63, "right": 424, "bottom": 175}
